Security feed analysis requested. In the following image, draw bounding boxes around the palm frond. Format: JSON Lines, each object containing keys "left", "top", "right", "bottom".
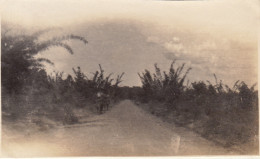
{"left": 37, "top": 41, "right": 74, "bottom": 54}
{"left": 36, "top": 58, "right": 54, "bottom": 65}
{"left": 50, "top": 34, "right": 88, "bottom": 45}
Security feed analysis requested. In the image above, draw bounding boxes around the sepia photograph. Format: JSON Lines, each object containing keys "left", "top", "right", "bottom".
{"left": 1, "top": 0, "right": 259, "bottom": 157}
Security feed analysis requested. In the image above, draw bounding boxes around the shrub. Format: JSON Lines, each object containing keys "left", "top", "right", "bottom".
{"left": 138, "top": 60, "right": 191, "bottom": 102}
{"left": 136, "top": 61, "right": 258, "bottom": 149}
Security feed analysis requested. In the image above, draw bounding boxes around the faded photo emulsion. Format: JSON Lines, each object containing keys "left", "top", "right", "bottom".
{"left": 1, "top": 0, "right": 259, "bottom": 157}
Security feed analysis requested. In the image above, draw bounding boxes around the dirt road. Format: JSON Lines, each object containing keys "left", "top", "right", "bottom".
{"left": 2, "top": 100, "right": 239, "bottom": 157}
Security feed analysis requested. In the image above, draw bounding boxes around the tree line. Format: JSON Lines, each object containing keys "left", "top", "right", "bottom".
{"left": 2, "top": 26, "right": 258, "bottom": 149}
{"left": 132, "top": 61, "right": 258, "bottom": 148}
{"left": 2, "top": 27, "right": 123, "bottom": 124}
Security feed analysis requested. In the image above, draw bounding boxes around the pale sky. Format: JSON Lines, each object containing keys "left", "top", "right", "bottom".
{"left": 1, "top": 0, "right": 259, "bottom": 86}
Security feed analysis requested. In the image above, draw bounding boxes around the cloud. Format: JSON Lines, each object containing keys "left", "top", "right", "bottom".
{"left": 151, "top": 36, "right": 188, "bottom": 60}
{"left": 196, "top": 41, "right": 217, "bottom": 52}
{"left": 12, "top": 17, "right": 257, "bottom": 87}
{"left": 172, "top": 37, "right": 180, "bottom": 43}
{"left": 164, "top": 42, "right": 184, "bottom": 55}
{"left": 152, "top": 32, "right": 257, "bottom": 86}
{"left": 146, "top": 36, "right": 161, "bottom": 44}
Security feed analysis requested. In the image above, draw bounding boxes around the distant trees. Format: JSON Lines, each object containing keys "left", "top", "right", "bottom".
{"left": 71, "top": 65, "right": 124, "bottom": 100}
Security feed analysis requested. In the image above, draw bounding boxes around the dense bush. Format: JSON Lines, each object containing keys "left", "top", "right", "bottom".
{"left": 136, "top": 61, "right": 258, "bottom": 149}
{"left": 1, "top": 27, "right": 88, "bottom": 124}
{"left": 2, "top": 65, "right": 124, "bottom": 124}
{"left": 2, "top": 24, "right": 258, "bottom": 151}
{"left": 1, "top": 27, "right": 124, "bottom": 126}
{"left": 71, "top": 64, "right": 124, "bottom": 101}
{"left": 138, "top": 61, "right": 191, "bottom": 102}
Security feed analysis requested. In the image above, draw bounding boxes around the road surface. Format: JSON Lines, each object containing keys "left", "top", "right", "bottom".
{"left": 2, "top": 100, "right": 238, "bottom": 157}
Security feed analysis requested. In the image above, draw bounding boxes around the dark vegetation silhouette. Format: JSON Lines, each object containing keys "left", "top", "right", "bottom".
{"left": 2, "top": 25, "right": 258, "bottom": 152}
{"left": 2, "top": 26, "right": 124, "bottom": 125}
{"left": 130, "top": 61, "right": 258, "bottom": 150}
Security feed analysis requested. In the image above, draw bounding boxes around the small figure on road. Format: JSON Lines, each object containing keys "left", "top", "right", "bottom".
{"left": 96, "top": 89, "right": 110, "bottom": 114}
